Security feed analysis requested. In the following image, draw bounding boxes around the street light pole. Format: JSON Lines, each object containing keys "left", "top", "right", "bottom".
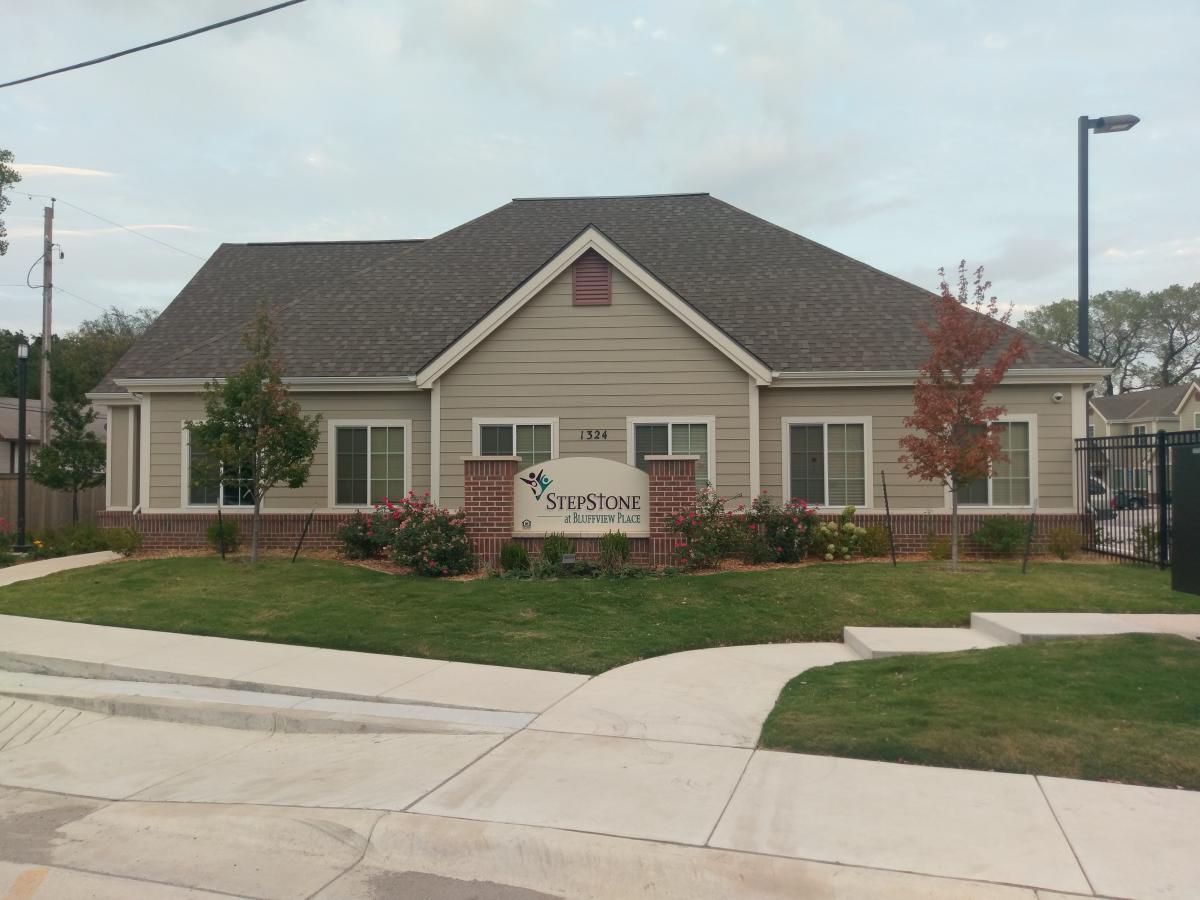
{"left": 1077, "top": 113, "right": 1140, "bottom": 362}
{"left": 15, "top": 343, "right": 30, "bottom": 552}
{"left": 1078, "top": 116, "right": 1090, "bottom": 361}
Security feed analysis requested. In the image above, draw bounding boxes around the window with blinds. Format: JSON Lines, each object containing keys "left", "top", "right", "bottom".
{"left": 633, "top": 421, "right": 709, "bottom": 486}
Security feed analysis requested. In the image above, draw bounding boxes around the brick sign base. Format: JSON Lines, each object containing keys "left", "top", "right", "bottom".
{"left": 464, "top": 455, "right": 696, "bottom": 567}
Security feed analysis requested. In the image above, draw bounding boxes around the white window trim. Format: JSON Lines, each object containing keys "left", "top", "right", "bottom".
{"left": 181, "top": 423, "right": 256, "bottom": 511}
{"left": 626, "top": 416, "right": 718, "bottom": 486}
{"left": 1194, "top": 412, "right": 1200, "bottom": 430}
{"left": 1132, "top": 424, "right": 1148, "bottom": 435}
{"left": 781, "top": 417, "right": 874, "bottom": 509}
{"left": 471, "top": 417, "right": 559, "bottom": 462}
{"left": 327, "top": 419, "right": 414, "bottom": 510}
{"left": 944, "top": 413, "right": 1039, "bottom": 509}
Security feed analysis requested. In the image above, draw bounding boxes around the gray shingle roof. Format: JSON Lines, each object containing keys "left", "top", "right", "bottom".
{"left": 99, "top": 194, "right": 1092, "bottom": 389}
{"left": 1090, "top": 384, "right": 1193, "bottom": 421}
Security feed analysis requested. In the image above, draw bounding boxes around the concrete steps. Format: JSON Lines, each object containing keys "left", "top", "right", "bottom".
{"left": 0, "top": 670, "right": 533, "bottom": 735}
{"left": 843, "top": 627, "right": 1005, "bottom": 660}
{"left": 971, "top": 612, "right": 1165, "bottom": 644}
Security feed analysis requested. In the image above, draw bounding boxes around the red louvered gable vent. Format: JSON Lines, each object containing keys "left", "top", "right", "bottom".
{"left": 572, "top": 249, "right": 611, "bottom": 306}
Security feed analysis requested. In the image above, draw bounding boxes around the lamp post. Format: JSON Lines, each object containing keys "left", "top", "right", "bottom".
{"left": 1078, "top": 113, "right": 1139, "bottom": 361}
{"left": 14, "top": 342, "right": 30, "bottom": 552}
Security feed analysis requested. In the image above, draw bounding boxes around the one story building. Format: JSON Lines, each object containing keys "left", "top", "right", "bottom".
{"left": 90, "top": 193, "right": 1103, "bottom": 552}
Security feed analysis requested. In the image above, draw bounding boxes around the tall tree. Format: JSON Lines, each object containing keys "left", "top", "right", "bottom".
{"left": 1019, "top": 290, "right": 1152, "bottom": 395}
{"left": 900, "top": 262, "right": 1027, "bottom": 568}
{"left": 28, "top": 400, "right": 106, "bottom": 524}
{"left": 0, "top": 148, "right": 20, "bottom": 257}
{"left": 188, "top": 306, "right": 321, "bottom": 562}
{"left": 52, "top": 306, "right": 158, "bottom": 402}
{"left": 1142, "top": 283, "right": 1200, "bottom": 387}
{"left": 1, "top": 331, "right": 42, "bottom": 399}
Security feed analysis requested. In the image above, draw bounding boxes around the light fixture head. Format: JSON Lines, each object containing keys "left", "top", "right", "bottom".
{"left": 17, "top": 343, "right": 29, "bottom": 359}
{"left": 1092, "top": 114, "right": 1140, "bottom": 134}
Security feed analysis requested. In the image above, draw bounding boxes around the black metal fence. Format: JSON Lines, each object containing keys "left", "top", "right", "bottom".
{"left": 1076, "top": 429, "right": 1200, "bottom": 567}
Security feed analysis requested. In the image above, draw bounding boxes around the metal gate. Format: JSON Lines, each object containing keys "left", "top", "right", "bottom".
{"left": 1076, "top": 429, "right": 1200, "bottom": 567}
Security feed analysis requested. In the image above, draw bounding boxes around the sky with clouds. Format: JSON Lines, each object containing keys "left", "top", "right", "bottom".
{"left": 2, "top": 0, "right": 1197, "bottom": 337}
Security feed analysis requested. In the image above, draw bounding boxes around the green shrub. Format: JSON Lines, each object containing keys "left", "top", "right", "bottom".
{"left": 206, "top": 520, "right": 241, "bottom": 554}
{"left": 30, "top": 524, "right": 142, "bottom": 558}
{"left": 971, "top": 516, "right": 1027, "bottom": 558}
{"left": 598, "top": 531, "right": 631, "bottom": 574}
{"left": 1047, "top": 526, "right": 1083, "bottom": 560}
{"left": 814, "top": 507, "right": 867, "bottom": 561}
{"left": 1134, "top": 524, "right": 1159, "bottom": 560}
{"left": 540, "top": 533, "right": 572, "bottom": 566}
{"left": 500, "top": 540, "right": 531, "bottom": 572}
{"left": 0, "top": 551, "right": 16, "bottom": 568}
{"left": 928, "top": 532, "right": 950, "bottom": 560}
{"left": 859, "top": 524, "right": 891, "bottom": 558}
{"left": 392, "top": 503, "right": 474, "bottom": 576}
{"left": 0, "top": 517, "right": 12, "bottom": 553}
{"left": 335, "top": 510, "right": 394, "bottom": 560}
{"left": 743, "top": 493, "right": 820, "bottom": 564}
{"left": 670, "top": 487, "right": 744, "bottom": 568}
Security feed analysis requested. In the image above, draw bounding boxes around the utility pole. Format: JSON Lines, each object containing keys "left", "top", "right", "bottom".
{"left": 41, "top": 201, "right": 54, "bottom": 445}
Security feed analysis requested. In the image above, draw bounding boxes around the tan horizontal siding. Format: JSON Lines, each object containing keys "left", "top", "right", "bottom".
{"left": 146, "top": 391, "right": 431, "bottom": 511}
{"left": 759, "top": 383, "right": 1077, "bottom": 511}
{"left": 439, "top": 267, "right": 751, "bottom": 509}
{"left": 107, "top": 406, "right": 132, "bottom": 507}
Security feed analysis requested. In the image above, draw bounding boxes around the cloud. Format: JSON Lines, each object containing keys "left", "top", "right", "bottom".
{"left": 983, "top": 32, "right": 1009, "bottom": 51}
{"left": 6, "top": 224, "right": 195, "bottom": 239}
{"left": 14, "top": 164, "right": 117, "bottom": 178}
{"left": 986, "top": 236, "right": 1074, "bottom": 283}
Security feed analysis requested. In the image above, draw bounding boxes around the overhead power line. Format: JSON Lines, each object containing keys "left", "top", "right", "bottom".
{"left": 1, "top": 0, "right": 308, "bottom": 89}
{"left": 20, "top": 192, "right": 205, "bottom": 260}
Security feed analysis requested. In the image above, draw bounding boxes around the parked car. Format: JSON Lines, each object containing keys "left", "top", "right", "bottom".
{"left": 1114, "top": 489, "right": 1150, "bottom": 510}
{"left": 1087, "top": 476, "right": 1116, "bottom": 520}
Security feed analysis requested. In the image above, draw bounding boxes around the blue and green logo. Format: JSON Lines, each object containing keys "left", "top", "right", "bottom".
{"left": 519, "top": 469, "right": 553, "bottom": 501}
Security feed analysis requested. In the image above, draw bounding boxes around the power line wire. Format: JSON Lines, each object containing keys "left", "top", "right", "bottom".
{"left": 0, "top": 0, "right": 308, "bottom": 89}
{"left": 20, "top": 192, "right": 205, "bottom": 260}
{"left": 53, "top": 285, "right": 109, "bottom": 313}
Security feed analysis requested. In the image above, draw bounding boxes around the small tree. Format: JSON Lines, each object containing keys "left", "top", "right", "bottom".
{"left": 28, "top": 400, "right": 106, "bottom": 524}
{"left": 188, "top": 306, "right": 321, "bottom": 562}
{"left": 899, "top": 262, "right": 1027, "bottom": 567}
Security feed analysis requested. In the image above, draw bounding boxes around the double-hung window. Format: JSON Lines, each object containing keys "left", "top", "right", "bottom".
{"left": 1133, "top": 424, "right": 1148, "bottom": 436}
{"left": 476, "top": 421, "right": 554, "bottom": 469}
{"left": 784, "top": 419, "right": 869, "bottom": 506}
{"left": 332, "top": 422, "right": 408, "bottom": 506}
{"left": 187, "top": 430, "right": 254, "bottom": 508}
{"left": 629, "top": 418, "right": 712, "bottom": 486}
{"left": 954, "top": 418, "right": 1034, "bottom": 507}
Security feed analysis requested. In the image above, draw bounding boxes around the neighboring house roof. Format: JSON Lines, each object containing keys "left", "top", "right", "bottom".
{"left": 97, "top": 193, "right": 1094, "bottom": 391}
{"left": 0, "top": 398, "right": 107, "bottom": 443}
{"left": 1089, "top": 383, "right": 1194, "bottom": 422}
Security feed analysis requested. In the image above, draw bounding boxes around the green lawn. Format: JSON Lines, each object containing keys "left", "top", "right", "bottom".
{"left": 761, "top": 633, "right": 1200, "bottom": 790}
{"left": 0, "top": 556, "right": 1194, "bottom": 674}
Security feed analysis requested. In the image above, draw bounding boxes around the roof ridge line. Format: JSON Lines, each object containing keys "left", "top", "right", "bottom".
{"left": 511, "top": 192, "right": 710, "bottom": 201}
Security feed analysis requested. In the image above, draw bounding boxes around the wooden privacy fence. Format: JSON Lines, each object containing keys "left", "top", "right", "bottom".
{"left": 0, "top": 476, "right": 104, "bottom": 531}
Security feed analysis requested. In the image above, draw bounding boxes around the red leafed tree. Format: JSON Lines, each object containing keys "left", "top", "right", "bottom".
{"left": 899, "top": 262, "right": 1027, "bottom": 567}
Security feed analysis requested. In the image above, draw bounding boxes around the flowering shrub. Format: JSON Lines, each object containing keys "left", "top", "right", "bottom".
{"left": 27, "top": 525, "right": 141, "bottom": 559}
{"left": 0, "top": 517, "right": 12, "bottom": 553}
{"left": 335, "top": 509, "right": 393, "bottom": 559}
{"left": 744, "top": 492, "right": 821, "bottom": 563}
{"left": 814, "top": 506, "right": 868, "bottom": 561}
{"left": 669, "top": 487, "right": 744, "bottom": 568}
{"left": 389, "top": 493, "right": 474, "bottom": 576}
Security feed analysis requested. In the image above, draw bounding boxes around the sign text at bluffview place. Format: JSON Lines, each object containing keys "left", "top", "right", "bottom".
{"left": 513, "top": 457, "right": 650, "bottom": 536}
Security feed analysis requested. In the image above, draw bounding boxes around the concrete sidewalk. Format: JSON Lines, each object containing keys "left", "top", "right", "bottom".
{"left": 1, "top": 613, "right": 1197, "bottom": 898}
{"left": 0, "top": 613, "right": 585, "bottom": 713}
{"left": 0, "top": 551, "right": 122, "bottom": 587}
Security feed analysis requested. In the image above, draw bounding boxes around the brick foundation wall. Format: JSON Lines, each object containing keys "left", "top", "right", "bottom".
{"left": 97, "top": 510, "right": 352, "bottom": 551}
{"left": 815, "top": 510, "right": 1084, "bottom": 558}
{"left": 97, "top": 501, "right": 1083, "bottom": 563}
